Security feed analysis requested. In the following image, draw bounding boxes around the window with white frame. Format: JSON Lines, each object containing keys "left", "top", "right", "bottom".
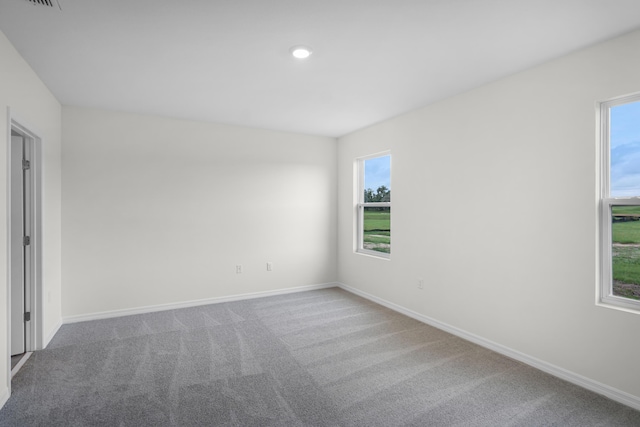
{"left": 599, "top": 94, "right": 640, "bottom": 311}
{"left": 356, "top": 152, "right": 391, "bottom": 258}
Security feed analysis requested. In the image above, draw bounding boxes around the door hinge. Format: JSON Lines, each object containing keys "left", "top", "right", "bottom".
{"left": 24, "top": 312, "right": 31, "bottom": 322}
{"left": 22, "top": 159, "right": 30, "bottom": 170}
{"left": 23, "top": 236, "right": 30, "bottom": 246}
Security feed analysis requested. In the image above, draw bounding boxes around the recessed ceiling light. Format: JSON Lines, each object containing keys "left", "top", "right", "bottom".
{"left": 290, "top": 46, "right": 312, "bottom": 59}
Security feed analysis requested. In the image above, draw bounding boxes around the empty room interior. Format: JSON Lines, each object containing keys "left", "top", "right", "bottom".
{"left": 2, "top": 0, "right": 640, "bottom": 425}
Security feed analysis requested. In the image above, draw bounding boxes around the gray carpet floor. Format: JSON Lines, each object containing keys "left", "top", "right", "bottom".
{"left": 1, "top": 287, "right": 639, "bottom": 426}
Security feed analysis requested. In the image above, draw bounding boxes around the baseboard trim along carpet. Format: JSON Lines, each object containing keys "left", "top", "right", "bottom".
{"left": 337, "top": 282, "right": 640, "bottom": 412}
{"left": 10, "top": 352, "right": 32, "bottom": 379}
{"left": 62, "top": 282, "right": 338, "bottom": 324}
{"left": 44, "top": 319, "right": 63, "bottom": 348}
{"left": 0, "top": 387, "right": 8, "bottom": 411}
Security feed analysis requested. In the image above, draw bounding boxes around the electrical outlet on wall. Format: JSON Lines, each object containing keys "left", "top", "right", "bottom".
{"left": 267, "top": 262, "right": 273, "bottom": 271}
{"left": 236, "top": 265, "right": 242, "bottom": 274}
{"left": 417, "top": 279, "right": 424, "bottom": 290}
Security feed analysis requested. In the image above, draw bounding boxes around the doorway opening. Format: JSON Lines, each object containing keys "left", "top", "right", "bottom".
{"left": 8, "top": 117, "right": 43, "bottom": 378}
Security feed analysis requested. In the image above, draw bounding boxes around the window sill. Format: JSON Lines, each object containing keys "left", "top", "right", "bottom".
{"left": 597, "top": 296, "right": 640, "bottom": 315}
{"left": 356, "top": 249, "right": 391, "bottom": 260}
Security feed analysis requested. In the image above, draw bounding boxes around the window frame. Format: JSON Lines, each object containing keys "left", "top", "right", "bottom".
{"left": 598, "top": 94, "right": 640, "bottom": 312}
{"left": 356, "top": 151, "right": 391, "bottom": 259}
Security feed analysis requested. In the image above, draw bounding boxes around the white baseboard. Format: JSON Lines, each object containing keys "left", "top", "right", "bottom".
{"left": 11, "top": 352, "right": 32, "bottom": 379}
{"left": 0, "top": 386, "right": 9, "bottom": 410}
{"left": 63, "top": 282, "right": 338, "bottom": 324}
{"left": 43, "top": 319, "right": 63, "bottom": 348}
{"left": 337, "top": 282, "right": 640, "bottom": 412}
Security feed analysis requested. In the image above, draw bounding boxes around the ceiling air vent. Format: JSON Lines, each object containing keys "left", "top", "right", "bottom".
{"left": 24, "top": 0, "right": 62, "bottom": 9}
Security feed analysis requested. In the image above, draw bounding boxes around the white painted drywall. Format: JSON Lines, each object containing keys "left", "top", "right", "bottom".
{"left": 0, "top": 30, "right": 62, "bottom": 404}
{"left": 61, "top": 107, "right": 337, "bottom": 317}
{"left": 338, "top": 29, "right": 640, "bottom": 401}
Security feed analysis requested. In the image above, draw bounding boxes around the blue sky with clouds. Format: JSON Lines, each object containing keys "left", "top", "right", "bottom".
{"left": 610, "top": 101, "right": 640, "bottom": 197}
{"left": 364, "top": 155, "right": 391, "bottom": 192}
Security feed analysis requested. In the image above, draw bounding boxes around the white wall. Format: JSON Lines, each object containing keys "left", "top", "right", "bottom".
{"left": 62, "top": 107, "right": 337, "bottom": 317}
{"left": 0, "top": 30, "right": 62, "bottom": 405}
{"left": 338, "top": 29, "right": 640, "bottom": 403}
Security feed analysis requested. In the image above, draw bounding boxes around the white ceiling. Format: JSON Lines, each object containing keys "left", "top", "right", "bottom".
{"left": 2, "top": 0, "right": 640, "bottom": 137}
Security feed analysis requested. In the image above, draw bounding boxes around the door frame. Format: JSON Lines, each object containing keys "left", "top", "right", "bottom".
{"left": 6, "top": 109, "right": 44, "bottom": 372}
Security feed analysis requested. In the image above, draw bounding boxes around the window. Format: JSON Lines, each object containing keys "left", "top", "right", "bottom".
{"left": 599, "top": 95, "right": 640, "bottom": 311}
{"left": 357, "top": 153, "right": 391, "bottom": 258}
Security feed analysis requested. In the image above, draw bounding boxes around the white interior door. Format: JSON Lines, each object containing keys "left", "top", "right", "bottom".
{"left": 10, "top": 134, "right": 26, "bottom": 356}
